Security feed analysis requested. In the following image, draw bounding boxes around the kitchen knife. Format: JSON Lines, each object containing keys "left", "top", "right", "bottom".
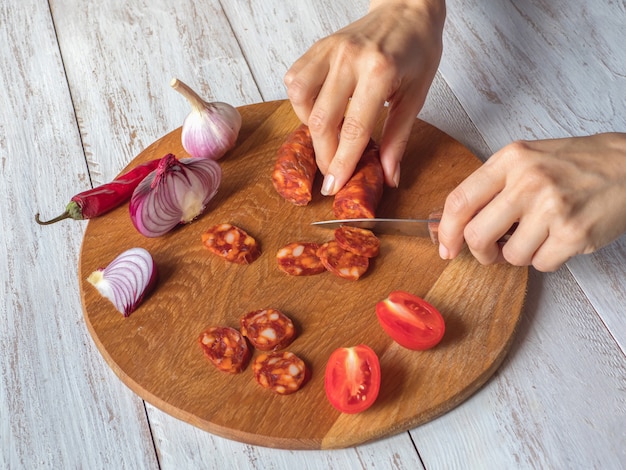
{"left": 311, "top": 218, "right": 439, "bottom": 240}
{"left": 312, "top": 218, "right": 516, "bottom": 244}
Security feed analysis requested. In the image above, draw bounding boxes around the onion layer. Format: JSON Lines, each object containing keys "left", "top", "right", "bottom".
{"left": 87, "top": 247, "right": 157, "bottom": 316}
{"left": 130, "top": 153, "right": 222, "bottom": 237}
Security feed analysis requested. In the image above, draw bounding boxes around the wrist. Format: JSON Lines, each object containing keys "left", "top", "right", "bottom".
{"left": 369, "top": 0, "right": 446, "bottom": 30}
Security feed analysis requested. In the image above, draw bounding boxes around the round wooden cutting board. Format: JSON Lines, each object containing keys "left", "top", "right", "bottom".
{"left": 79, "top": 100, "right": 528, "bottom": 450}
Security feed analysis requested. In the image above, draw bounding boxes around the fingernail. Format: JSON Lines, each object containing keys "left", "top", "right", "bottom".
{"left": 392, "top": 162, "right": 401, "bottom": 188}
{"left": 439, "top": 243, "right": 450, "bottom": 260}
{"left": 321, "top": 174, "right": 335, "bottom": 196}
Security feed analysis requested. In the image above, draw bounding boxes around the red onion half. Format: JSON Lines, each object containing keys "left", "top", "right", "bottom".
{"left": 87, "top": 247, "right": 157, "bottom": 317}
{"left": 130, "top": 153, "right": 221, "bottom": 237}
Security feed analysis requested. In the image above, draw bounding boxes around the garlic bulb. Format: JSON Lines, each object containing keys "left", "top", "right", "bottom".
{"left": 171, "top": 78, "right": 241, "bottom": 160}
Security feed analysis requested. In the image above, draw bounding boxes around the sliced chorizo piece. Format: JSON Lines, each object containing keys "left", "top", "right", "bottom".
{"left": 198, "top": 326, "right": 251, "bottom": 374}
{"left": 253, "top": 351, "right": 307, "bottom": 395}
{"left": 276, "top": 242, "right": 326, "bottom": 276}
{"left": 272, "top": 124, "right": 318, "bottom": 206}
{"left": 316, "top": 240, "right": 369, "bottom": 281}
{"left": 201, "top": 223, "right": 261, "bottom": 264}
{"left": 334, "top": 226, "right": 380, "bottom": 258}
{"left": 332, "top": 142, "right": 384, "bottom": 219}
{"left": 240, "top": 308, "right": 296, "bottom": 351}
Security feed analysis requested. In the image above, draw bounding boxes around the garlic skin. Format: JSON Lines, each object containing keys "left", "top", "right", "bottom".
{"left": 171, "top": 78, "right": 242, "bottom": 160}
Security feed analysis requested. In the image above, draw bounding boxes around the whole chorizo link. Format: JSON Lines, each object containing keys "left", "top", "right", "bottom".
{"left": 332, "top": 141, "right": 384, "bottom": 219}
{"left": 271, "top": 124, "right": 318, "bottom": 206}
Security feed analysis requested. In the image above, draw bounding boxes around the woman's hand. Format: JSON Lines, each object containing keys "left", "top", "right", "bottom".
{"left": 438, "top": 133, "right": 626, "bottom": 271}
{"left": 284, "top": 0, "right": 446, "bottom": 195}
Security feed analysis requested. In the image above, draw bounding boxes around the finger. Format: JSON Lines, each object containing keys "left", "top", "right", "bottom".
{"left": 322, "top": 79, "right": 388, "bottom": 195}
{"left": 462, "top": 192, "right": 521, "bottom": 265}
{"left": 307, "top": 67, "right": 357, "bottom": 177}
{"left": 499, "top": 216, "right": 549, "bottom": 267}
{"left": 379, "top": 95, "right": 422, "bottom": 187}
{"left": 530, "top": 237, "right": 574, "bottom": 272}
{"left": 438, "top": 158, "right": 507, "bottom": 259}
{"left": 284, "top": 55, "right": 329, "bottom": 125}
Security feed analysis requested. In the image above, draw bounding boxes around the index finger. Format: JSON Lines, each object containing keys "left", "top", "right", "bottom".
{"left": 284, "top": 53, "right": 329, "bottom": 126}
{"left": 438, "top": 157, "right": 506, "bottom": 259}
{"left": 321, "top": 80, "right": 388, "bottom": 195}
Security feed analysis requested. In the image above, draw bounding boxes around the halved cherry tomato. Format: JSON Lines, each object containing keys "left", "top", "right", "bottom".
{"left": 324, "top": 344, "right": 381, "bottom": 414}
{"left": 376, "top": 291, "right": 445, "bottom": 350}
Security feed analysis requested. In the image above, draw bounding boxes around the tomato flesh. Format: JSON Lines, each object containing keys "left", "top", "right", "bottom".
{"left": 324, "top": 344, "right": 381, "bottom": 414}
{"left": 376, "top": 290, "right": 445, "bottom": 350}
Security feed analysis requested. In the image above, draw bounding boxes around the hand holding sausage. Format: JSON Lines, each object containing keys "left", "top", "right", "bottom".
{"left": 437, "top": 133, "right": 626, "bottom": 271}
{"left": 284, "top": 0, "right": 446, "bottom": 195}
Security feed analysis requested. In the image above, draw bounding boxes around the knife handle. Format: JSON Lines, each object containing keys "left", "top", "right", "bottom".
{"left": 428, "top": 221, "right": 518, "bottom": 246}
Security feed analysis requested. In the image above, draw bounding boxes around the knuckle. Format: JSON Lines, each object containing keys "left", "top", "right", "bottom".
{"left": 531, "top": 255, "right": 562, "bottom": 273}
{"left": 463, "top": 223, "right": 488, "bottom": 251}
{"left": 340, "top": 116, "right": 367, "bottom": 143}
{"left": 501, "top": 245, "right": 530, "bottom": 267}
{"left": 285, "top": 78, "right": 312, "bottom": 106}
{"left": 329, "top": 152, "right": 354, "bottom": 173}
{"left": 444, "top": 188, "right": 471, "bottom": 216}
{"left": 307, "top": 110, "right": 331, "bottom": 135}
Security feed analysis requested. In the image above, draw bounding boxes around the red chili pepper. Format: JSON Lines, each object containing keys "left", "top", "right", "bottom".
{"left": 35, "top": 159, "right": 160, "bottom": 225}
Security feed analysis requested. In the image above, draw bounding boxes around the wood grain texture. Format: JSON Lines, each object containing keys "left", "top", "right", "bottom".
{"left": 78, "top": 101, "right": 527, "bottom": 449}
{"left": 3, "top": 0, "right": 624, "bottom": 466}
{"left": 0, "top": 0, "right": 158, "bottom": 468}
{"left": 411, "top": 268, "right": 626, "bottom": 469}
{"left": 441, "top": 0, "right": 626, "bottom": 349}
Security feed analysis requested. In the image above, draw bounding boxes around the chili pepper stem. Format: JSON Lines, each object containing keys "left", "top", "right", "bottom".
{"left": 35, "top": 212, "right": 71, "bottom": 225}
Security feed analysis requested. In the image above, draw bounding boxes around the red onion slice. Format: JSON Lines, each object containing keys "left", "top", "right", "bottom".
{"left": 130, "top": 154, "right": 222, "bottom": 237}
{"left": 87, "top": 247, "right": 157, "bottom": 316}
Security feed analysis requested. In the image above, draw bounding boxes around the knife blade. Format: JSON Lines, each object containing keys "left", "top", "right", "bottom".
{"left": 312, "top": 218, "right": 516, "bottom": 244}
{"left": 311, "top": 218, "right": 439, "bottom": 239}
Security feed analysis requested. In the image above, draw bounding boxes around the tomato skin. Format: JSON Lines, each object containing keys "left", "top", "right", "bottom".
{"left": 376, "top": 291, "right": 445, "bottom": 350}
{"left": 324, "top": 344, "right": 381, "bottom": 414}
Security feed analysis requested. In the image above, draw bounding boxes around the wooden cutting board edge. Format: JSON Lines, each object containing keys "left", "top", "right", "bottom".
{"left": 78, "top": 99, "right": 529, "bottom": 450}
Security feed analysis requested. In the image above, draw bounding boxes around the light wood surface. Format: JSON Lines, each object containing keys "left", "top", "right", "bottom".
{"left": 79, "top": 100, "right": 527, "bottom": 449}
{"left": 2, "top": 0, "right": 624, "bottom": 468}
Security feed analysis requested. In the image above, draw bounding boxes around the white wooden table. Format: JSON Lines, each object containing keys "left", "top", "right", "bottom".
{"left": 2, "top": 0, "right": 625, "bottom": 468}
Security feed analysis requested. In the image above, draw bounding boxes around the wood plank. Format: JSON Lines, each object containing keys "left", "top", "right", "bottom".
{"left": 49, "top": 0, "right": 262, "bottom": 185}
{"left": 410, "top": 268, "right": 626, "bottom": 468}
{"left": 440, "top": 0, "right": 626, "bottom": 346}
{"left": 147, "top": 405, "right": 425, "bottom": 470}
{"left": 46, "top": 0, "right": 430, "bottom": 465}
{"left": 0, "top": 0, "right": 158, "bottom": 467}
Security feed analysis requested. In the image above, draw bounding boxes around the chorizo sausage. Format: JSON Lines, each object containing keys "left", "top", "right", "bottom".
{"left": 201, "top": 223, "right": 261, "bottom": 264}
{"left": 316, "top": 240, "right": 369, "bottom": 281}
{"left": 252, "top": 351, "right": 307, "bottom": 395}
{"left": 198, "top": 326, "right": 251, "bottom": 374}
{"left": 271, "top": 124, "right": 318, "bottom": 206}
{"left": 240, "top": 308, "right": 296, "bottom": 351}
{"left": 276, "top": 242, "right": 326, "bottom": 276}
{"left": 334, "top": 226, "right": 380, "bottom": 258}
{"left": 332, "top": 142, "right": 384, "bottom": 219}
